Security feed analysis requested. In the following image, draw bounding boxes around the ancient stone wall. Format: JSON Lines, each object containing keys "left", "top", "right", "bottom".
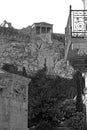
{"left": 0, "top": 70, "right": 30, "bottom": 130}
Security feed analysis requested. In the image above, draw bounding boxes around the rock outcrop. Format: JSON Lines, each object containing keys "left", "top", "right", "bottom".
{"left": 53, "top": 59, "right": 74, "bottom": 79}
{"left": 0, "top": 25, "right": 65, "bottom": 75}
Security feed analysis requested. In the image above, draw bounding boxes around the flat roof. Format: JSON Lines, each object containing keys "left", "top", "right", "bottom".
{"left": 32, "top": 22, "right": 53, "bottom": 28}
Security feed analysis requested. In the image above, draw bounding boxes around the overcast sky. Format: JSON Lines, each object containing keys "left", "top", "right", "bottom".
{"left": 0, "top": 0, "right": 83, "bottom": 33}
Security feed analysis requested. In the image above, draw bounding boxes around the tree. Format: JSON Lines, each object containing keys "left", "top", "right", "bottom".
{"left": 28, "top": 66, "right": 62, "bottom": 128}
{"left": 28, "top": 67, "right": 77, "bottom": 128}
{"left": 22, "top": 66, "right": 27, "bottom": 77}
{"left": 73, "top": 70, "right": 85, "bottom": 112}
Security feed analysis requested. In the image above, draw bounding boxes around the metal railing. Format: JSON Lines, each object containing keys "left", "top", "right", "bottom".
{"left": 65, "top": 6, "right": 87, "bottom": 38}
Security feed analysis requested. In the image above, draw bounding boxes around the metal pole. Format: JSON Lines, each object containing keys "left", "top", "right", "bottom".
{"left": 83, "top": 73, "right": 87, "bottom": 122}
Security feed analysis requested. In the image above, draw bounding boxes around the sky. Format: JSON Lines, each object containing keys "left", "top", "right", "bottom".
{"left": 0, "top": 0, "right": 84, "bottom": 33}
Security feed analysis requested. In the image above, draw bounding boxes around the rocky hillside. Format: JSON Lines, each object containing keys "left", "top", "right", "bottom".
{"left": 52, "top": 59, "right": 74, "bottom": 79}
{"left": 0, "top": 26, "right": 65, "bottom": 75}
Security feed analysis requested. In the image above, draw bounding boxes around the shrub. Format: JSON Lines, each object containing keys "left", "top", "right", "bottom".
{"left": 34, "top": 121, "right": 55, "bottom": 130}
{"left": 67, "top": 112, "right": 86, "bottom": 130}
{"left": 56, "top": 99, "right": 76, "bottom": 121}
{"left": 2, "top": 63, "right": 18, "bottom": 73}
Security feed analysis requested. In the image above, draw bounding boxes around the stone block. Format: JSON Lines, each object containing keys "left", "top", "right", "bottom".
{"left": 0, "top": 70, "right": 30, "bottom": 130}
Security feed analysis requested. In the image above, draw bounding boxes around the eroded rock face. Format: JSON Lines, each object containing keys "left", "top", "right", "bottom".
{"left": 0, "top": 35, "right": 65, "bottom": 75}
{"left": 53, "top": 59, "right": 74, "bottom": 79}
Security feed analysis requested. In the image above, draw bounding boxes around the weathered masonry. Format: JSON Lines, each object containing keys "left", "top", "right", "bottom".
{"left": 0, "top": 70, "right": 30, "bottom": 130}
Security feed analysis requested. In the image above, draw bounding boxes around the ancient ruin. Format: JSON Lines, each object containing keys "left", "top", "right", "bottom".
{"left": 0, "top": 69, "right": 30, "bottom": 130}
